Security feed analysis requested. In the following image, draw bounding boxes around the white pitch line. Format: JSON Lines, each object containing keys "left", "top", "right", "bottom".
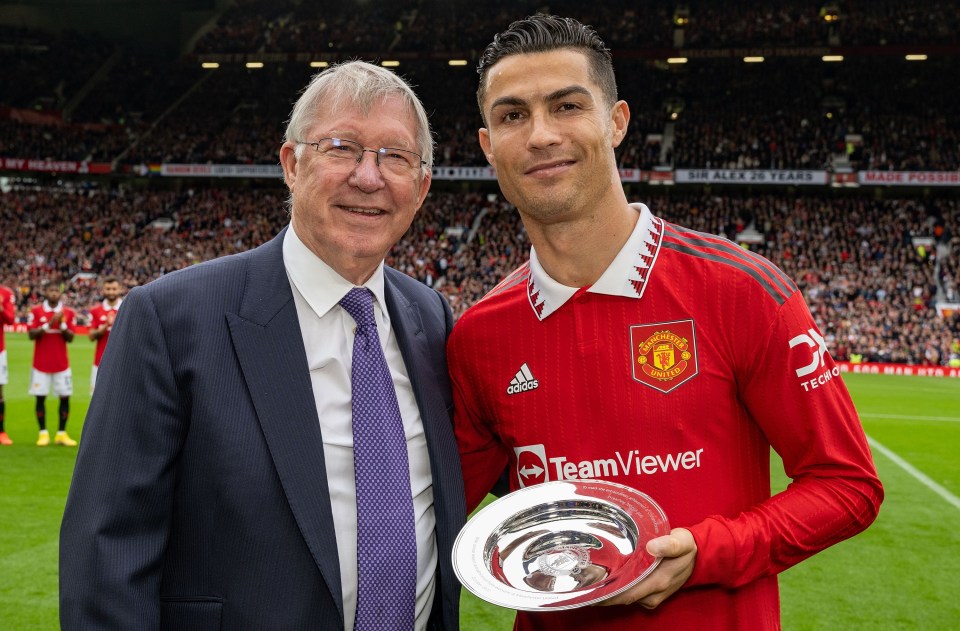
{"left": 860, "top": 412, "right": 960, "bottom": 423}
{"left": 867, "top": 436, "right": 960, "bottom": 511}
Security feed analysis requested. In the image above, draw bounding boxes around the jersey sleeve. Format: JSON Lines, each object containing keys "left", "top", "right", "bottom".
{"left": 65, "top": 308, "right": 78, "bottom": 332}
{"left": 26, "top": 307, "right": 42, "bottom": 330}
{"left": 0, "top": 289, "right": 14, "bottom": 326}
{"left": 448, "top": 323, "right": 510, "bottom": 513}
{"left": 686, "top": 291, "right": 883, "bottom": 588}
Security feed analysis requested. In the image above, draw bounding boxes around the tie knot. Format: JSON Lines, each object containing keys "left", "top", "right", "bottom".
{"left": 339, "top": 287, "right": 377, "bottom": 328}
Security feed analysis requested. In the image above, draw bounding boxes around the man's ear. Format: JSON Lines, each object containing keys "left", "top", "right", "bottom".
{"left": 279, "top": 142, "right": 299, "bottom": 189}
{"left": 479, "top": 128, "right": 495, "bottom": 166}
{"left": 610, "top": 100, "right": 630, "bottom": 148}
{"left": 415, "top": 169, "right": 432, "bottom": 210}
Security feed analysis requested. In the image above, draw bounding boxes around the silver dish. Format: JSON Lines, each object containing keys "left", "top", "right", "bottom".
{"left": 453, "top": 479, "right": 670, "bottom": 610}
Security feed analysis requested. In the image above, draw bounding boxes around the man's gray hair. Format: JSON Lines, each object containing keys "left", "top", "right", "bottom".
{"left": 284, "top": 60, "right": 434, "bottom": 169}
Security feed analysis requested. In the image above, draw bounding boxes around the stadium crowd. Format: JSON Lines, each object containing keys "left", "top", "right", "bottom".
{"left": 190, "top": 0, "right": 960, "bottom": 54}
{"left": 3, "top": 2, "right": 958, "bottom": 171}
{"left": 5, "top": 56, "right": 956, "bottom": 172}
{"left": 0, "top": 25, "right": 115, "bottom": 112}
{"left": 2, "top": 3, "right": 959, "bottom": 367}
{"left": 2, "top": 186, "right": 958, "bottom": 366}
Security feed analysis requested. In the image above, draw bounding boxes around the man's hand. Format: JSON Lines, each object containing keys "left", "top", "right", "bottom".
{"left": 597, "top": 527, "right": 697, "bottom": 610}
{"left": 50, "top": 312, "right": 63, "bottom": 327}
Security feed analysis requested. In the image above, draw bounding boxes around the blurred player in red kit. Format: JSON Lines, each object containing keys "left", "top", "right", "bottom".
{"left": 27, "top": 280, "right": 78, "bottom": 446}
{"left": 88, "top": 277, "right": 124, "bottom": 393}
{"left": 0, "top": 283, "right": 16, "bottom": 445}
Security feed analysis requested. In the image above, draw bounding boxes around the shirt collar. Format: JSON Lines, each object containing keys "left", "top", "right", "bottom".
{"left": 282, "top": 223, "right": 388, "bottom": 321}
{"left": 43, "top": 300, "right": 63, "bottom": 313}
{"left": 103, "top": 298, "right": 123, "bottom": 310}
{"left": 527, "top": 203, "right": 664, "bottom": 321}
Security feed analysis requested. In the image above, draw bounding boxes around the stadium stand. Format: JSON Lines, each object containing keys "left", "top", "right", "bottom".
{"left": 0, "top": 25, "right": 114, "bottom": 112}
{"left": 1, "top": 1, "right": 958, "bottom": 366}
{"left": 2, "top": 185, "right": 958, "bottom": 365}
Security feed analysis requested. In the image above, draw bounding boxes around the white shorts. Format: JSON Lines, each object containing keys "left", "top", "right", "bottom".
{"left": 29, "top": 368, "right": 73, "bottom": 397}
{"left": 0, "top": 350, "right": 7, "bottom": 386}
{"left": 90, "top": 364, "right": 99, "bottom": 393}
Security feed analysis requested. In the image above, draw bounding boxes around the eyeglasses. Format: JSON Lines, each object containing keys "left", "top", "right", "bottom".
{"left": 298, "top": 137, "right": 427, "bottom": 180}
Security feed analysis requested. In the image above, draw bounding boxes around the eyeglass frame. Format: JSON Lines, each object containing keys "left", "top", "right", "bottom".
{"left": 297, "top": 137, "right": 428, "bottom": 176}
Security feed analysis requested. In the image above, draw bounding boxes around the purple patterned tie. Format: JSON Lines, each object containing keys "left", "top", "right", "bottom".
{"left": 339, "top": 287, "right": 417, "bottom": 631}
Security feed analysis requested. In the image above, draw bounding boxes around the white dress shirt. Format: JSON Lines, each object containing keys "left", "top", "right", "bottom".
{"left": 283, "top": 224, "right": 437, "bottom": 631}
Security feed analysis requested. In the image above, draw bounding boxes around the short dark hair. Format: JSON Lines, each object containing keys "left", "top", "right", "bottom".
{"left": 476, "top": 14, "right": 617, "bottom": 123}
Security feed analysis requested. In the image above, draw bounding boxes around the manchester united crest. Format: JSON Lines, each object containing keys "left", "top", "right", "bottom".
{"left": 630, "top": 319, "right": 698, "bottom": 393}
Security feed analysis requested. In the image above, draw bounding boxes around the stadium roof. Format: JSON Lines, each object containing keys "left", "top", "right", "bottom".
{"left": 0, "top": 0, "right": 220, "bottom": 57}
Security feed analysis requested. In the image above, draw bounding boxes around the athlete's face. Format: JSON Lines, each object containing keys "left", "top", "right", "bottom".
{"left": 102, "top": 281, "right": 122, "bottom": 302}
{"left": 43, "top": 285, "right": 61, "bottom": 304}
{"left": 279, "top": 95, "right": 431, "bottom": 284}
{"left": 478, "top": 49, "right": 628, "bottom": 226}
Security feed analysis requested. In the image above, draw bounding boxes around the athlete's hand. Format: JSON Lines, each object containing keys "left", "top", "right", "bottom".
{"left": 596, "top": 527, "right": 697, "bottom": 610}
{"left": 50, "top": 312, "right": 63, "bottom": 326}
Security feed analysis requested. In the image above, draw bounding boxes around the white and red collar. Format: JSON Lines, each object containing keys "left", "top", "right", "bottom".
{"left": 526, "top": 203, "right": 663, "bottom": 321}
{"left": 43, "top": 300, "right": 64, "bottom": 313}
{"left": 102, "top": 298, "right": 123, "bottom": 310}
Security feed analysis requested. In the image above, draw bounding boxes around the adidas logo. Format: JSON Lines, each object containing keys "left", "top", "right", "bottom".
{"left": 507, "top": 363, "right": 540, "bottom": 395}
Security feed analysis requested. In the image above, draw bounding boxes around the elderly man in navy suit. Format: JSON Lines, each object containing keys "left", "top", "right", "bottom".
{"left": 60, "top": 61, "right": 465, "bottom": 631}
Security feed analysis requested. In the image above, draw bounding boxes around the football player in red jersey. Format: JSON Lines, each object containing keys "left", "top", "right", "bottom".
{"left": 0, "top": 283, "right": 16, "bottom": 445}
{"left": 27, "top": 280, "right": 78, "bottom": 446}
{"left": 88, "top": 277, "right": 124, "bottom": 393}
{"left": 448, "top": 15, "right": 883, "bottom": 630}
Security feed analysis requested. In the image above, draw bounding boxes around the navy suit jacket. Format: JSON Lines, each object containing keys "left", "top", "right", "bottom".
{"left": 60, "top": 228, "right": 466, "bottom": 630}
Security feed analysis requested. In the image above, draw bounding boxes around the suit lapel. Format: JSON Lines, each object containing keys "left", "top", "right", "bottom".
{"left": 384, "top": 274, "right": 439, "bottom": 427}
{"left": 225, "top": 229, "right": 344, "bottom": 624}
{"left": 385, "top": 272, "right": 466, "bottom": 629}
{"left": 383, "top": 270, "right": 460, "bottom": 508}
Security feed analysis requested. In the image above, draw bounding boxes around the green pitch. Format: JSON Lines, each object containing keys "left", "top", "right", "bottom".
{"left": 0, "top": 332, "right": 957, "bottom": 629}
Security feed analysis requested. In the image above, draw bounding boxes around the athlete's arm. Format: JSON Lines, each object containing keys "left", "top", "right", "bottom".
{"left": 61, "top": 310, "right": 76, "bottom": 343}
{"left": 27, "top": 311, "right": 44, "bottom": 340}
{"left": 88, "top": 317, "right": 106, "bottom": 341}
{"left": 685, "top": 292, "right": 882, "bottom": 589}
{"left": 0, "top": 289, "right": 14, "bottom": 325}
{"left": 448, "top": 330, "right": 510, "bottom": 513}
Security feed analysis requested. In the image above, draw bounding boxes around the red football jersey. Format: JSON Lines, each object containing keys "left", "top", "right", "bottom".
{"left": 89, "top": 299, "right": 122, "bottom": 366}
{"left": 448, "top": 204, "right": 882, "bottom": 630}
{"left": 0, "top": 285, "right": 15, "bottom": 352}
{"left": 27, "top": 302, "right": 76, "bottom": 373}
